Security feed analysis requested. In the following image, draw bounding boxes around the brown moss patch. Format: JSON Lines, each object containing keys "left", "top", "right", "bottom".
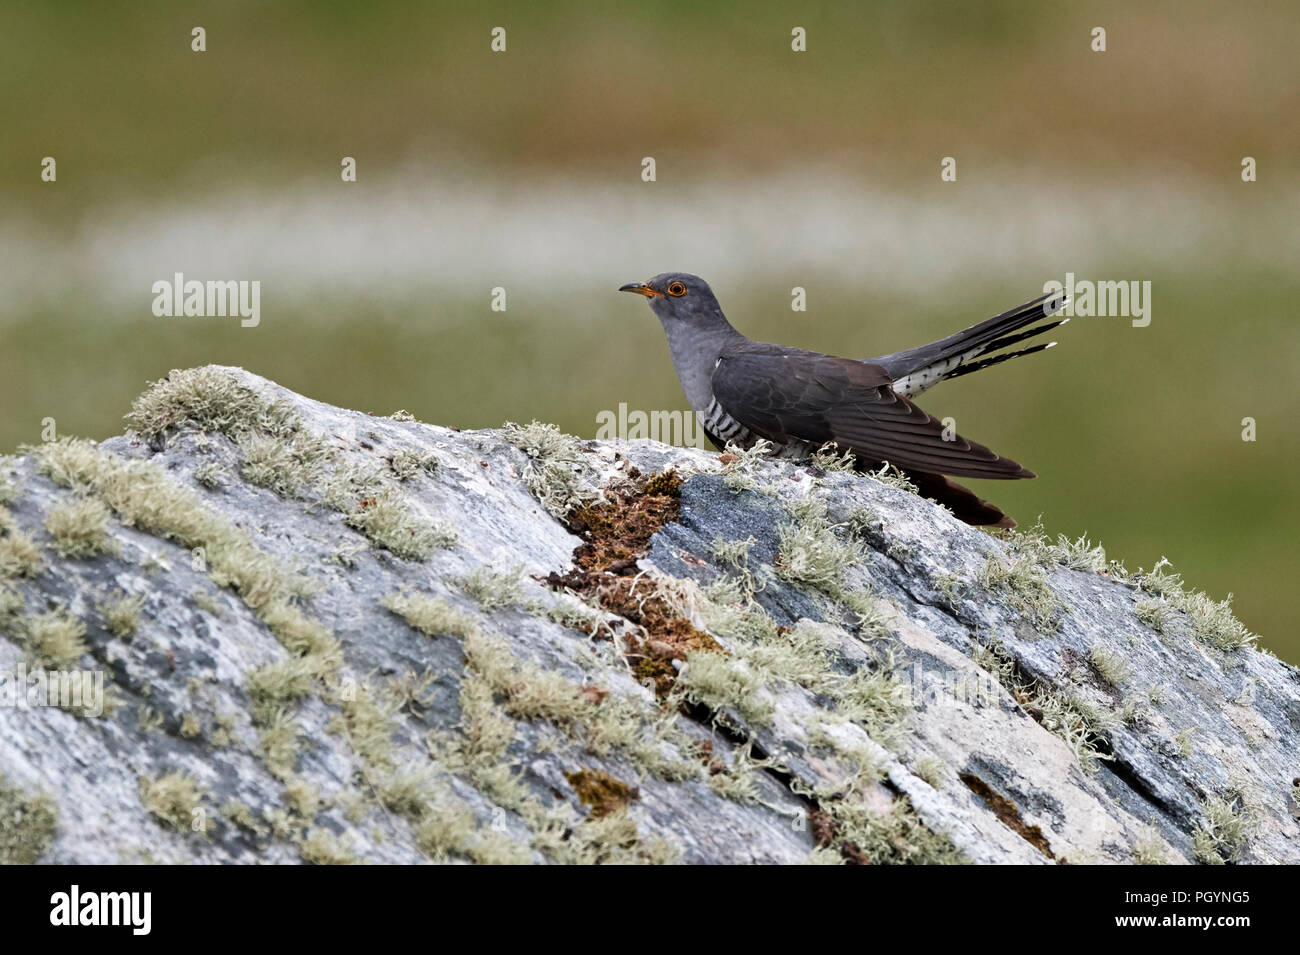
{"left": 543, "top": 469, "right": 721, "bottom": 698}
{"left": 809, "top": 806, "right": 870, "bottom": 865}
{"left": 546, "top": 568, "right": 723, "bottom": 697}
{"left": 959, "top": 773, "right": 1055, "bottom": 859}
{"left": 565, "top": 768, "right": 640, "bottom": 818}
{"left": 567, "top": 469, "right": 681, "bottom": 574}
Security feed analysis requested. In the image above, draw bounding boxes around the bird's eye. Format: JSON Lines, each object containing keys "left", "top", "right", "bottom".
{"left": 667, "top": 281, "right": 687, "bottom": 297}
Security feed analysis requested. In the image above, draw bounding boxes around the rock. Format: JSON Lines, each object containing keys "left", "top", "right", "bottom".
{"left": 0, "top": 365, "right": 1295, "bottom": 865}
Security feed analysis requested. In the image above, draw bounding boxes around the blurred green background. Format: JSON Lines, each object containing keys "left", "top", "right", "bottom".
{"left": 2, "top": 1, "right": 1297, "bottom": 659}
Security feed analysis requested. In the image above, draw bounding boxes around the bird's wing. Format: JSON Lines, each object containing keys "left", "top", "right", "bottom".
{"left": 710, "top": 347, "right": 1033, "bottom": 479}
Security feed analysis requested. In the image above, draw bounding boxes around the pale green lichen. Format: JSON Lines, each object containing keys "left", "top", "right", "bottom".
{"left": 44, "top": 495, "right": 116, "bottom": 558}
{"left": 193, "top": 461, "right": 226, "bottom": 490}
{"left": 810, "top": 442, "right": 857, "bottom": 472}
{"left": 1192, "top": 793, "right": 1256, "bottom": 864}
{"left": 0, "top": 527, "right": 41, "bottom": 578}
{"left": 974, "top": 637, "right": 1114, "bottom": 774}
{"left": 1138, "top": 558, "right": 1256, "bottom": 651}
{"left": 388, "top": 448, "right": 438, "bottom": 481}
{"left": 300, "top": 828, "right": 358, "bottom": 865}
{"left": 383, "top": 590, "right": 477, "bottom": 639}
{"left": 458, "top": 564, "right": 532, "bottom": 613}
{"left": 0, "top": 582, "right": 23, "bottom": 622}
{"left": 257, "top": 708, "right": 303, "bottom": 778}
{"left": 238, "top": 431, "right": 330, "bottom": 497}
{"left": 33, "top": 437, "right": 341, "bottom": 670}
{"left": 1089, "top": 645, "right": 1131, "bottom": 687}
{"left": 977, "top": 544, "right": 1061, "bottom": 632}
{"left": 503, "top": 420, "right": 595, "bottom": 517}
{"left": 343, "top": 490, "right": 456, "bottom": 560}
{"left": 21, "top": 610, "right": 88, "bottom": 668}
{"left": 139, "top": 771, "right": 206, "bottom": 833}
{"left": 1135, "top": 596, "right": 1172, "bottom": 634}
{"left": 0, "top": 775, "right": 59, "bottom": 864}
{"left": 864, "top": 461, "right": 919, "bottom": 494}
{"left": 716, "top": 439, "right": 776, "bottom": 493}
{"left": 126, "top": 366, "right": 299, "bottom": 442}
{"left": 1051, "top": 533, "right": 1109, "bottom": 573}
{"left": 98, "top": 591, "right": 144, "bottom": 638}
{"left": 1131, "top": 824, "right": 1172, "bottom": 864}
{"left": 246, "top": 657, "right": 323, "bottom": 724}
{"left": 914, "top": 756, "right": 947, "bottom": 789}
{"left": 776, "top": 495, "right": 862, "bottom": 589}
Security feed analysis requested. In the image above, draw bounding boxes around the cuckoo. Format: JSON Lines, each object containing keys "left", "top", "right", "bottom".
{"left": 619, "top": 273, "right": 1068, "bottom": 528}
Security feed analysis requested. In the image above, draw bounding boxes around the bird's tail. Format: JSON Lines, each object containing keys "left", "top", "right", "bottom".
{"left": 903, "top": 469, "right": 1018, "bottom": 529}
{"left": 880, "top": 290, "right": 1069, "bottom": 398}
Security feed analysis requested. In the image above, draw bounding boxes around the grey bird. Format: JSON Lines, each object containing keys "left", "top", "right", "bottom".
{"left": 619, "top": 273, "right": 1068, "bottom": 528}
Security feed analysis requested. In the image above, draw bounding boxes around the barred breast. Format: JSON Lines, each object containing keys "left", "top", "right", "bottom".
{"left": 701, "top": 395, "right": 813, "bottom": 459}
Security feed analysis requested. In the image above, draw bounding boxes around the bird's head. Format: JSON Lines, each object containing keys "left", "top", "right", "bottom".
{"left": 619, "top": 272, "right": 725, "bottom": 327}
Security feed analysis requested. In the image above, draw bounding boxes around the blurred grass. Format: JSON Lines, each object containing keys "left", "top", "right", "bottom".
{"left": 1, "top": 1, "right": 1297, "bottom": 659}
{"left": 4, "top": 0, "right": 1299, "bottom": 208}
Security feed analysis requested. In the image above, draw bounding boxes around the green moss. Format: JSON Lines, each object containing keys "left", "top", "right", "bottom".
{"left": 139, "top": 771, "right": 206, "bottom": 833}
{"left": 44, "top": 495, "right": 116, "bottom": 558}
{"left": 0, "top": 775, "right": 59, "bottom": 863}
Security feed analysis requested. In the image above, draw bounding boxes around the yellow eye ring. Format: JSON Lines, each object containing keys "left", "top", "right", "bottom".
{"left": 667, "top": 281, "right": 687, "bottom": 297}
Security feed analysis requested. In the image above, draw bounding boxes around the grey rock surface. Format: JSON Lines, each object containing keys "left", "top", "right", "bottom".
{"left": 0, "top": 365, "right": 1295, "bottom": 865}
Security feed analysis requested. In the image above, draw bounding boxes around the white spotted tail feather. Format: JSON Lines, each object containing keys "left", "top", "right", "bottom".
{"left": 886, "top": 291, "right": 1071, "bottom": 399}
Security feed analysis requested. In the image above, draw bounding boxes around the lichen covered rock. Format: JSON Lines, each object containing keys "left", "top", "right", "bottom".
{"left": 0, "top": 366, "right": 1295, "bottom": 864}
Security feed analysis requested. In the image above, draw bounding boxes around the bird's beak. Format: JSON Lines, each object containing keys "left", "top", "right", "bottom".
{"left": 619, "top": 282, "right": 662, "bottom": 298}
